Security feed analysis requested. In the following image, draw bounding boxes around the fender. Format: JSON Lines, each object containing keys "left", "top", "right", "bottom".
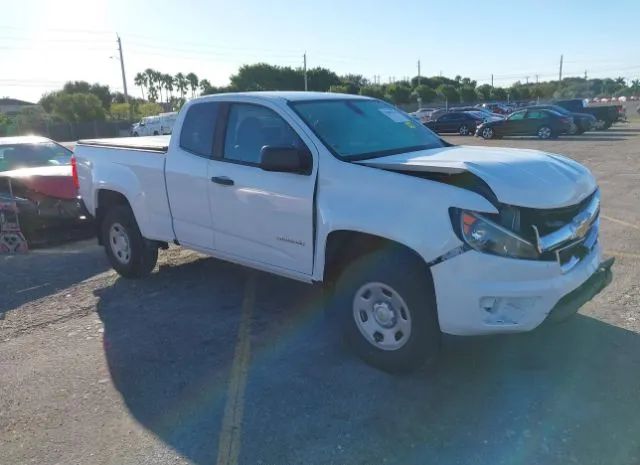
{"left": 311, "top": 153, "right": 498, "bottom": 281}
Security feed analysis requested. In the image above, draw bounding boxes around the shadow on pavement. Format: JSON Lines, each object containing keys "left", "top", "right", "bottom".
{"left": 0, "top": 239, "right": 107, "bottom": 318}
{"left": 96, "top": 260, "right": 640, "bottom": 465}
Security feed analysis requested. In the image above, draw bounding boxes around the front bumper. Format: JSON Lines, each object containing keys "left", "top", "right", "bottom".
{"left": 431, "top": 243, "right": 612, "bottom": 335}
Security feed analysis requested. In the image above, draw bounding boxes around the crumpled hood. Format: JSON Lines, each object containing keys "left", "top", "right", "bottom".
{"left": 0, "top": 165, "right": 77, "bottom": 200}
{"left": 357, "top": 145, "right": 597, "bottom": 208}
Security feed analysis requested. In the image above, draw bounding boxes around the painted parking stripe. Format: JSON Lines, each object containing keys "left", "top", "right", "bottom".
{"left": 601, "top": 214, "right": 640, "bottom": 231}
{"left": 216, "top": 273, "right": 255, "bottom": 465}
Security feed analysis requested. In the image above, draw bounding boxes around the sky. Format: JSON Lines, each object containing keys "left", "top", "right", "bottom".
{"left": 2, "top": 0, "right": 640, "bottom": 103}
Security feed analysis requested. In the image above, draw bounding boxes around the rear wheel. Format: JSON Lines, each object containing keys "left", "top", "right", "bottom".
{"left": 481, "top": 127, "right": 495, "bottom": 139}
{"left": 458, "top": 124, "right": 470, "bottom": 136}
{"left": 329, "top": 249, "right": 441, "bottom": 373}
{"left": 101, "top": 206, "right": 158, "bottom": 278}
{"left": 537, "top": 125, "right": 553, "bottom": 139}
{"left": 153, "top": 130, "right": 159, "bottom": 136}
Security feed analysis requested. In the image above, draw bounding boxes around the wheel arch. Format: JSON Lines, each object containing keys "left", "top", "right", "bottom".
{"left": 95, "top": 189, "right": 132, "bottom": 245}
{"left": 323, "top": 229, "right": 433, "bottom": 286}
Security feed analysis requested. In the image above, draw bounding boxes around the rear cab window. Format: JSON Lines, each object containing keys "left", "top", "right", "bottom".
{"left": 179, "top": 102, "right": 220, "bottom": 157}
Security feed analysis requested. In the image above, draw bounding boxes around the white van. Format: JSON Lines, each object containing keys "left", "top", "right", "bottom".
{"left": 131, "top": 112, "right": 177, "bottom": 137}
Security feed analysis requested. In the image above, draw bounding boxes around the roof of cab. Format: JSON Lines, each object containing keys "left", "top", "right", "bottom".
{"left": 0, "top": 135, "right": 51, "bottom": 145}
{"left": 193, "top": 91, "right": 373, "bottom": 103}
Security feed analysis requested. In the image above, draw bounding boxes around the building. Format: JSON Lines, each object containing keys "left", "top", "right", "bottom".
{"left": 0, "top": 98, "right": 36, "bottom": 116}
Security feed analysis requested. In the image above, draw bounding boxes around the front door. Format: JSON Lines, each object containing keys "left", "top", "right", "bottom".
{"left": 207, "top": 102, "right": 317, "bottom": 275}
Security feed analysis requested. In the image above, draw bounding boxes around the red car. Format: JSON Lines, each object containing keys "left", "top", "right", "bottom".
{"left": 0, "top": 136, "right": 89, "bottom": 243}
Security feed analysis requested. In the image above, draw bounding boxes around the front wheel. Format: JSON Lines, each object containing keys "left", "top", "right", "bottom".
{"left": 480, "top": 127, "right": 495, "bottom": 139}
{"left": 101, "top": 206, "right": 158, "bottom": 279}
{"left": 458, "top": 124, "right": 470, "bottom": 136}
{"left": 537, "top": 125, "right": 553, "bottom": 139}
{"left": 329, "top": 249, "right": 441, "bottom": 373}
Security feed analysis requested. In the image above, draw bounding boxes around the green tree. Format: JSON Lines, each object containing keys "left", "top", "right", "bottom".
{"left": 436, "top": 84, "right": 460, "bottom": 103}
{"left": 458, "top": 86, "right": 478, "bottom": 103}
{"left": 134, "top": 72, "right": 148, "bottom": 100}
{"left": 110, "top": 102, "right": 131, "bottom": 120}
{"left": 358, "top": 85, "right": 385, "bottom": 100}
{"left": 490, "top": 87, "right": 507, "bottom": 100}
{"left": 174, "top": 73, "right": 189, "bottom": 98}
{"left": 137, "top": 102, "right": 163, "bottom": 117}
{"left": 50, "top": 93, "right": 106, "bottom": 122}
{"left": 386, "top": 83, "right": 412, "bottom": 104}
{"left": 476, "top": 84, "right": 492, "bottom": 100}
{"left": 186, "top": 72, "right": 199, "bottom": 98}
{"left": 411, "top": 85, "right": 437, "bottom": 103}
{"left": 199, "top": 79, "right": 212, "bottom": 95}
{"left": 162, "top": 73, "right": 174, "bottom": 102}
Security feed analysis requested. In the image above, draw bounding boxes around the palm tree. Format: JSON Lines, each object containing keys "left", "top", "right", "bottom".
{"left": 174, "top": 73, "right": 189, "bottom": 99}
{"left": 631, "top": 79, "right": 640, "bottom": 94}
{"left": 199, "top": 79, "right": 212, "bottom": 95}
{"left": 163, "top": 74, "right": 174, "bottom": 102}
{"left": 615, "top": 76, "right": 626, "bottom": 86}
{"left": 134, "top": 72, "right": 147, "bottom": 100}
{"left": 144, "top": 68, "right": 161, "bottom": 102}
{"left": 186, "top": 72, "right": 199, "bottom": 98}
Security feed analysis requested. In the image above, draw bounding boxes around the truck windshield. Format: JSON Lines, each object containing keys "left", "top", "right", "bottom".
{"left": 290, "top": 99, "right": 445, "bottom": 160}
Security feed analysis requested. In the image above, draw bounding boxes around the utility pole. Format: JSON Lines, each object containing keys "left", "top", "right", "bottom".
{"left": 417, "top": 59, "right": 421, "bottom": 85}
{"left": 491, "top": 74, "right": 494, "bottom": 88}
{"left": 116, "top": 34, "right": 129, "bottom": 105}
{"left": 525, "top": 76, "right": 529, "bottom": 84}
{"left": 536, "top": 74, "right": 539, "bottom": 84}
{"left": 584, "top": 69, "right": 588, "bottom": 80}
{"left": 303, "top": 52, "right": 308, "bottom": 91}
{"left": 558, "top": 54, "right": 564, "bottom": 82}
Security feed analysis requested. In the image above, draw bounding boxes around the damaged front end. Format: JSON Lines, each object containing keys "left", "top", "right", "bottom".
{"left": 450, "top": 189, "right": 601, "bottom": 273}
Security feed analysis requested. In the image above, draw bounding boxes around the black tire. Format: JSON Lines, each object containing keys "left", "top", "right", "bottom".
{"left": 329, "top": 249, "right": 440, "bottom": 373}
{"left": 458, "top": 124, "right": 470, "bottom": 136}
{"left": 101, "top": 205, "right": 158, "bottom": 279}
{"left": 537, "top": 125, "right": 553, "bottom": 140}
{"left": 575, "top": 128, "right": 585, "bottom": 135}
{"left": 602, "top": 121, "right": 612, "bottom": 130}
{"left": 480, "top": 126, "right": 495, "bottom": 139}
{"left": 153, "top": 131, "right": 159, "bottom": 136}
{"left": 133, "top": 132, "right": 139, "bottom": 137}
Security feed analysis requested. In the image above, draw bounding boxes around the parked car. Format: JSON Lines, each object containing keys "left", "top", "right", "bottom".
{"left": 131, "top": 112, "right": 178, "bottom": 136}
{"left": 425, "top": 111, "right": 483, "bottom": 135}
{"left": 476, "top": 102, "right": 512, "bottom": 114}
{"left": 449, "top": 107, "right": 505, "bottom": 121}
{"left": 526, "top": 104, "right": 596, "bottom": 134}
{"left": 0, "top": 136, "right": 89, "bottom": 241}
{"left": 410, "top": 107, "right": 437, "bottom": 123}
{"left": 476, "top": 109, "right": 573, "bottom": 139}
{"left": 75, "top": 92, "right": 612, "bottom": 373}
{"left": 554, "top": 99, "right": 622, "bottom": 130}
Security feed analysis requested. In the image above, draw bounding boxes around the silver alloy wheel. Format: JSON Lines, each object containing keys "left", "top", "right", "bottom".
{"left": 595, "top": 120, "right": 606, "bottom": 130}
{"left": 538, "top": 126, "right": 552, "bottom": 139}
{"left": 459, "top": 124, "right": 469, "bottom": 135}
{"left": 482, "top": 127, "right": 494, "bottom": 139}
{"left": 109, "top": 222, "right": 131, "bottom": 264}
{"left": 352, "top": 282, "right": 412, "bottom": 351}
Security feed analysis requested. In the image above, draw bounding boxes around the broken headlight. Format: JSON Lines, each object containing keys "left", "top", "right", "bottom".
{"left": 453, "top": 209, "right": 539, "bottom": 260}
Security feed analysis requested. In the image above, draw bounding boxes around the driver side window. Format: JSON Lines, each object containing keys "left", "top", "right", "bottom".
{"left": 508, "top": 111, "right": 526, "bottom": 121}
{"left": 223, "top": 103, "right": 306, "bottom": 165}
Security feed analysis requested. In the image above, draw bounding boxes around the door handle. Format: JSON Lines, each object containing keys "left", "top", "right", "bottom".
{"left": 211, "top": 176, "right": 234, "bottom": 186}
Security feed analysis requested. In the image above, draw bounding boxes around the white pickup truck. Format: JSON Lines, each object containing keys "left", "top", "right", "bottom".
{"left": 74, "top": 92, "right": 613, "bottom": 372}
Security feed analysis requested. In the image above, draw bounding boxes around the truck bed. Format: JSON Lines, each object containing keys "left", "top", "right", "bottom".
{"left": 77, "top": 136, "right": 170, "bottom": 153}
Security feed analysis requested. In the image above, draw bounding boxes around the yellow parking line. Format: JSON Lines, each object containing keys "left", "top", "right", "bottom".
{"left": 601, "top": 214, "right": 640, "bottom": 231}
{"left": 216, "top": 273, "right": 255, "bottom": 465}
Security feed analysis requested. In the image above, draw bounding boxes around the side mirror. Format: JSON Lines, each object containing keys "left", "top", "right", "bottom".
{"left": 260, "top": 146, "right": 312, "bottom": 175}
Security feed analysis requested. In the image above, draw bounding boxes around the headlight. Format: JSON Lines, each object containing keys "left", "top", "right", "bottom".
{"left": 453, "top": 209, "right": 539, "bottom": 259}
